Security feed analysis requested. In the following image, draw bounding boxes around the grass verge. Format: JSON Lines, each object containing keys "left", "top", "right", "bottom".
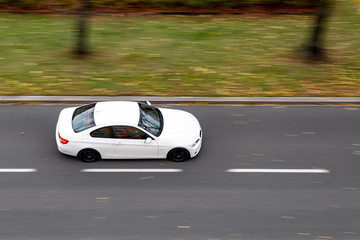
{"left": 0, "top": 0, "right": 359, "bottom": 97}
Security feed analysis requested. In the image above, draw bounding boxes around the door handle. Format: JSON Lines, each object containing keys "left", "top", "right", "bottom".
{"left": 115, "top": 141, "right": 122, "bottom": 145}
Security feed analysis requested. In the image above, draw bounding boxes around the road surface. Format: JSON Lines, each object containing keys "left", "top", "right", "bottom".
{"left": 0, "top": 104, "right": 359, "bottom": 240}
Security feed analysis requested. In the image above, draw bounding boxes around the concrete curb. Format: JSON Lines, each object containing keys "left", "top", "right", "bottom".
{"left": 1, "top": 96, "right": 360, "bottom": 104}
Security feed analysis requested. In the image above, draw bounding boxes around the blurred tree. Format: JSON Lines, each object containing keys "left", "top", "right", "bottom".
{"left": 305, "top": 0, "right": 331, "bottom": 60}
{"left": 74, "top": 0, "right": 91, "bottom": 56}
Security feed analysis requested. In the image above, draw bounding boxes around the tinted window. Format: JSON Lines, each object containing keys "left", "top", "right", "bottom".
{"left": 72, "top": 103, "right": 96, "bottom": 132}
{"left": 113, "top": 126, "right": 148, "bottom": 139}
{"left": 90, "top": 127, "right": 112, "bottom": 138}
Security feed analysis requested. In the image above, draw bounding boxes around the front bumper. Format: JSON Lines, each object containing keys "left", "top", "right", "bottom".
{"left": 189, "top": 137, "right": 202, "bottom": 158}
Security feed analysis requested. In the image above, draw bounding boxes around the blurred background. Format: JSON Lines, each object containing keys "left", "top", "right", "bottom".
{"left": 0, "top": 0, "right": 359, "bottom": 97}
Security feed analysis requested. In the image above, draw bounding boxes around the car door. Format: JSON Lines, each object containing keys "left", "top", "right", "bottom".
{"left": 112, "top": 126, "right": 159, "bottom": 159}
{"left": 89, "top": 126, "right": 117, "bottom": 158}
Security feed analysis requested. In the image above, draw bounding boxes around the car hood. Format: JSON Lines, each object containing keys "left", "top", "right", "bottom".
{"left": 159, "top": 108, "right": 201, "bottom": 141}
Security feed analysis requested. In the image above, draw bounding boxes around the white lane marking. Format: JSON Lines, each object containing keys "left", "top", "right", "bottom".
{"left": 0, "top": 168, "right": 37, "bottom": 172}
{"left": 226, "top": 169, "right": 330, "bottom": 173}
{"left": 81, "top": 169, "right": 183, "bottom": 173}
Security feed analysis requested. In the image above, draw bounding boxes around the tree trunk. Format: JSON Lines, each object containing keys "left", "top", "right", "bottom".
{"left": 305, "top": 0, "right": 331, "bottom": 60}
{"left": 74, "top": 0, "right": 91, "bottom": 56}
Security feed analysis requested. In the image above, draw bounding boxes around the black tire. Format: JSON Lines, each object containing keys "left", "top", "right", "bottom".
{"left": 78, "top": 149, "right": 101, "bottom": 163}
{"left": 167, "top": 148, "right": 190, "bottom": 162}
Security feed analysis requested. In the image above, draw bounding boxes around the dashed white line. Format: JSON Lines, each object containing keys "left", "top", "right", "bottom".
{"left": 0, "top": 168, "right": 37, "bottom": 172}
{"left": 0, "top": 168, "right": 330, "bottom": 174}
{"left": 226, "top": 169, "right": 330, "bottom": 173}
{"left": 81, "top": 169, "right": 183, "bottom": 173}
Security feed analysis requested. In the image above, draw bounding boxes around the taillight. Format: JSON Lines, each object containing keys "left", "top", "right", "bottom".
{"left": 58, "top": 133, "right": 69, "bottom": 144}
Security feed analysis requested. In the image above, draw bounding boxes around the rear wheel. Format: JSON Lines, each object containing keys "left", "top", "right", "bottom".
{"left": 78, "top": 149, "right": 101, "bottom": 163}
{"left": 167, "top": 148, "right": 190, "bottom": 162}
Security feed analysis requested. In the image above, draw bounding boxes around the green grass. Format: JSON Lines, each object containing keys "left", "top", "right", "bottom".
{"left": 0, "top": 0, "right": 360, "bottom": 97}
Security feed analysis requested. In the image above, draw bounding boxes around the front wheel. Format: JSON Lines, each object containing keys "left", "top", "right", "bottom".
{"left": 78, "top": 149, "right": 101, "bottom": 163}
{"left": 167, "top": 148, "right": 190, "bottom": 162}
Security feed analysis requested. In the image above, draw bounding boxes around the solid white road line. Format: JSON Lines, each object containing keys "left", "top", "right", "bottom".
{"left": 0, "top": 168, "right": 37, "bottom": 172}
{"left": 226, "top": 169, "right": 330, "bottom": 173}
{"left": 81, "top": 169, "right": 183, "bottom": 173}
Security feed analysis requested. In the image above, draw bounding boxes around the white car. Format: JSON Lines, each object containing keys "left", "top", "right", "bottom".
{"left": 55, "top": 101, "right": 202, "bottom": 162}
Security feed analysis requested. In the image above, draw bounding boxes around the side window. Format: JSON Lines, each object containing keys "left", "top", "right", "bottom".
{"left": 113, "top": 126, "right": 148, "bottom": 139}
{"left": 90, "top": 127, "right": 113, "bottom": 138}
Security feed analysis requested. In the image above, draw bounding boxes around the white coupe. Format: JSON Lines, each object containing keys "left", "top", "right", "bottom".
{"left": 55, "top": 101, "right": 202, "bottom": 162}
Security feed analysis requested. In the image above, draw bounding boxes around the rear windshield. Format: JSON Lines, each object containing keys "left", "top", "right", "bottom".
{"left": 72, "top": 103, "right": 96, "bottom": 132}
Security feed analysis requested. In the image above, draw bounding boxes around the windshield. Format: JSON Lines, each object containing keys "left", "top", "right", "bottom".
{"left": 138, "top": 103, "right": 163, "bottom": 137}
{"left": 72, "top": 103, "right": 96, "bottom": 132}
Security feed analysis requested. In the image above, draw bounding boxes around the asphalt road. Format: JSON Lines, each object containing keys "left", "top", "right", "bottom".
{"left": 0, "top": 104, "right": 359, "bottom": 240}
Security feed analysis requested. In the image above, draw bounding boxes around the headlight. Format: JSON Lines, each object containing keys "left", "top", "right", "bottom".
{"left": 189, "top": 139, "right": 200, "bottom": 148}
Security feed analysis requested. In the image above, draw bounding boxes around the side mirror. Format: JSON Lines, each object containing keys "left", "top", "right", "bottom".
{"left": 145, "top": 137, "right": 152, "bottom": 144}
{"left": 145, "top": 100, "right": 152, "bottom": 106}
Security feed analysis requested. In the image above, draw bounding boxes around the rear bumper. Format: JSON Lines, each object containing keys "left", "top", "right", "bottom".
{"left": 55, "top": 107, "right": 78, "bottom": 157}
{"left": 56, "top": 140, "right": 78, "bottom": 157}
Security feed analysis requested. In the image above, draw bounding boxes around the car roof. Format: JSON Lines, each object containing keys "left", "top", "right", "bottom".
{"left": 94, "top": 101, "right": 140, "bottom": 126}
